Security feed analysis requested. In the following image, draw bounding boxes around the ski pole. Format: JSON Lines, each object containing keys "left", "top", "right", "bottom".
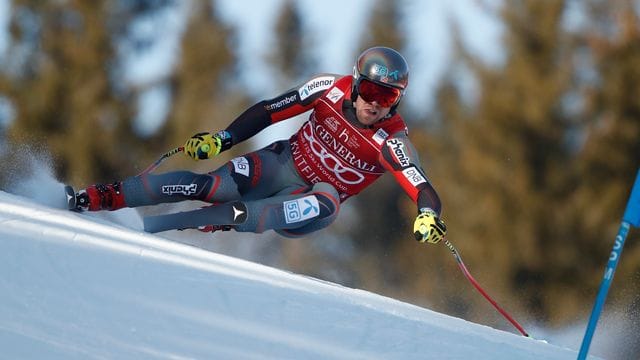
{"left": 443, "top": 238, "right": 530, "bottom": 337}
{"left": 578, "top": 169, "right": 640, "bottom": 360}
{"left": 138, "top": 146, "right": 184, "bottom": 177}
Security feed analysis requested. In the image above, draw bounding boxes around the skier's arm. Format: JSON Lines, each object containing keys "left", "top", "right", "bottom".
{"left": 379, "top": 132, "right": 442, "bottom": 214}
{"left": 184, "top": 74, "right": 340, "bottom": 160}
{"left": 225, "top": 74, "right": 341, "bottom": 146}
{"left": 379, "top": 132, "right": 446, "bottom": 244}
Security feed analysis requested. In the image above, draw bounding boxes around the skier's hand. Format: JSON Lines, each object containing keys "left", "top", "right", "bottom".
{"left": 185, "top": 132, "right": 225, "bottom": 160}
{"left": 413, "top": 208, "right": 446, "bottom": 244}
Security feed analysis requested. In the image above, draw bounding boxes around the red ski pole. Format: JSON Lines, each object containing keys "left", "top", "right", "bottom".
{"left": 443, "top": 238, "right": 530, "bottom": 337}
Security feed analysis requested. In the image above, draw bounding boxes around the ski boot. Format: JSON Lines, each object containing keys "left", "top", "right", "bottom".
{"left": 65, "top": 182, "right": 126, "bottom": 211}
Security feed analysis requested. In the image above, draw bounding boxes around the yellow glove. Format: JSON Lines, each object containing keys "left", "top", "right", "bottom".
{"left": 413, "top": 208, "right": 447, "bottom": 244}
{"left": 185, "top": 131, "right": 231, "bottom": 160}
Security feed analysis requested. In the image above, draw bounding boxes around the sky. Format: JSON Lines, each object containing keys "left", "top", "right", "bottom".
{"left": 0, "top": 0, "right": 10, "bottom": 128}
{"left": 215, "top": 0, "right": 505, "bottom": 109}
{"left": 0, "top": 182, "right": 599, "bottom": 359}
{"left": 115, "top": 0, "right": 505, "bottom": 136}
{"left": 0, "top": 0, "right": 7, "bottom": 55}
{"left": 0, "top": 0, "right": 504, "bottom": 135}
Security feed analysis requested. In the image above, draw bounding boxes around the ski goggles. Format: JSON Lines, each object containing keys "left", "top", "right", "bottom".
{"left": 356, "top": 78, "right": 402, "bottom": 107}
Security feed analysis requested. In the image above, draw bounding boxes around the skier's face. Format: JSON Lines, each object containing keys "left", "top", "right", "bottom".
{"left": 355, "top": 95, "right": 392, "bottom": 125}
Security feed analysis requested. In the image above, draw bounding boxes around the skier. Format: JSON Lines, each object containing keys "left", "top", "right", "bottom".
{"left": 71, "top": 46, "right": 447, "bottom": 243}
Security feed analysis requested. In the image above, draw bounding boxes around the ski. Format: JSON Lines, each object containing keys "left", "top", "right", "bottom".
{"left": 143, "top": 201, "right": 248, "bottom": 233}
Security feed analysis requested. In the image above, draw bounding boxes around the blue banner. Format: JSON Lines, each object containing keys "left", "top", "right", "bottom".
{"left": 623, "top": 169, "right": 640, "bottom": 227}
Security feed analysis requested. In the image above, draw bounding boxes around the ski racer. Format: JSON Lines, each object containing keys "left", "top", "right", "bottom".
{"left": 72, "top": 46, "right": 447, "bottom": 243}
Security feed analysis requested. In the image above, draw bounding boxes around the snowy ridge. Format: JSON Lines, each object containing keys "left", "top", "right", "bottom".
{"left": 0, "top": 190, "right": 592, "bottom": 359}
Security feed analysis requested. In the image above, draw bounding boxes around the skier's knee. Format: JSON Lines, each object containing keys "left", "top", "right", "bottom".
{"left": 310, "top": 182, "right": 340, "bottom": 218}
{"left": 274, "top": 184, "right": 339, "bottom": 238}
{"left": 313, "top": 191, "right": 339, "bottom": 219}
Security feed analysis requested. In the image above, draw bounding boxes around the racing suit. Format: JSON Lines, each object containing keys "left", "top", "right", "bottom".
{"left": 121, "top": 74, "right": 441, "bottom": 237}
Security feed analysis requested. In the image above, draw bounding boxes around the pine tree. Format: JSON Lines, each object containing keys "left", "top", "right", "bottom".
{"left": 0, "top": 1, "right": 135, "bottom": 185}
{"left": 431, "top": 0, "right": 582, "bottom": 325}
{"left": 428, "top": 0, "right": 640, "bottom": 331}
{"left": 267, "top": 0, "right": 315, "bottom": 86}
{"left": 570, "top": 1, "right": 640, "bottom": 353}
{"left": 140, "top": 1, "right": 243, "bottom": 174}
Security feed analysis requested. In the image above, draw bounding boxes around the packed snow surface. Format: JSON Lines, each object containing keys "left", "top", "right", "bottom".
{"left": 0, "top": 191, "right": 594, "bottom": 359}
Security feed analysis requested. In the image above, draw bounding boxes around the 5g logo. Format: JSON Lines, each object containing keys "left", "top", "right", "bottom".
{"left": 284, "top": 196, "right": 320, "bottom": 224}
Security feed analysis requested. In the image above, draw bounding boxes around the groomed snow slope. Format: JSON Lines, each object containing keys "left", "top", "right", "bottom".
{"left": 0, "top": 191, "right": 593, "bottom": 359}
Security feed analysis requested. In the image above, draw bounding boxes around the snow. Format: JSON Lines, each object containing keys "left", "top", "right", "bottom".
{"left": 0, "top": 187, "right": 598, "bottom": 359}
